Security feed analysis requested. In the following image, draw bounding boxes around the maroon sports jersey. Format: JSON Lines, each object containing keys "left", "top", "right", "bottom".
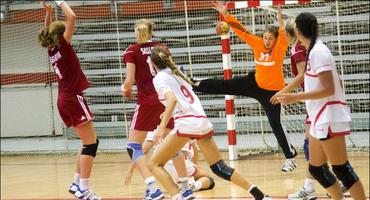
{"left": 290, "top": 42, "right": 307, "bottom": 90}
{"left": 123, "top": 41, "right": 164, "bottom": 105}
{"left": 48, "top": 36, "right": 90, "bottom": 98}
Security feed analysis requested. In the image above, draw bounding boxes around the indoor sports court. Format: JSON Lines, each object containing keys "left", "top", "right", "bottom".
{"left": 1, "top": 1, "right": 369, "bottom": 200}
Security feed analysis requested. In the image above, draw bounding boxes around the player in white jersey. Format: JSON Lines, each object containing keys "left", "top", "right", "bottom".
{"left": 276, "top": 12, "right": 365, "bottom": 200}
{"left": 144, "top": 132, "right": 215, "bottom": 192}
{"left": 124, "top": 131, "right": 215, "bottom": 194}
{"left": 146, "top": 46, "right": 271, "bottom": 200}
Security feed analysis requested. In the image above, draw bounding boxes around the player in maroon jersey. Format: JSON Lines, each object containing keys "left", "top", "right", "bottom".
{"left": 122, "top": 19, "right": 193, "bottom": 200}
{"left": 37, "top": 1, "right": 101, "bottom": 199}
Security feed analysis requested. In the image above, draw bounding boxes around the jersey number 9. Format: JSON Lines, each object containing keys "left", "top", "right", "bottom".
{"left": 180, "top": 85, "right": 194, "bottom": 104}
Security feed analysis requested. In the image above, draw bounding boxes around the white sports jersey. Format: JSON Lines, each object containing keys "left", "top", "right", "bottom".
{"left": 305, "top": 39, "right": 351, "bottom": 139}
{"left": 153, "top": 68, "right": 213, "bottom": 138}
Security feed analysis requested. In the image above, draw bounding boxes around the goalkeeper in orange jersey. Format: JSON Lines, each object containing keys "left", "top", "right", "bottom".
{"left": 193, "top": 1, "right": 297, "bottom": 172}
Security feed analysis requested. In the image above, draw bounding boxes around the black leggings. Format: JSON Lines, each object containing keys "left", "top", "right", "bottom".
{"left": 194, "top": 72, "right": 297, "bottom": 159}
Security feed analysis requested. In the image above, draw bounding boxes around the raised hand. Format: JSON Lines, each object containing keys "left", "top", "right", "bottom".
{"left": 276, "top": 5, "right": 284, "bottom": 28}
{"left": 41, "top": 1, "right": 53, "bottom": 14}
{"left": 211, "top": 1, "right": 229, "bottom": 17}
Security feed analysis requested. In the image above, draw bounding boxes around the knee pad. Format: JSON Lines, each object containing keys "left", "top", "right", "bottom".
{"left": 127, "top": 142, "right": 144, "bottom": 161}
{"left": 332, "top": 161, "right": 359, "bottom": 189}
{"left": 208, "top": 177, "right": 215, "bottom": 189}
{"left": 309, "top": 164, "right": 336, "bottom": 188}
{"left": 303, "top": 138, "right": 309, "bottom": 161}
{"left": 81, "top": 139, "right": 99, "bottom": 157}
{"left": 210, "top": 160, "right": 234, "bottom": 181}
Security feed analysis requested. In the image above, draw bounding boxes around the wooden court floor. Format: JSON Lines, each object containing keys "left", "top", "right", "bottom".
{"left": 1, "top": 151, "right": 369, "bottom": 200}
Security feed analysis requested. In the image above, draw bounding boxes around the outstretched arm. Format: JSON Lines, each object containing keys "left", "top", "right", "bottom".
{"left": 55, "top": 1, "right": 76, "bottom": 43}
{"left": 41, "top": 1, "right": 53, "bottom": 28}
{"left": 211, "top": 1, "right": 260, "bottom": 49}
{"left": 276, "top": 5, "right": 284, "bottom": 30}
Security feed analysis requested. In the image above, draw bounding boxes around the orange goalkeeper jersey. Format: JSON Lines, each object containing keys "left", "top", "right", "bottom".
{"left": 225, "top": 14, "right": 288, "bottom": 91}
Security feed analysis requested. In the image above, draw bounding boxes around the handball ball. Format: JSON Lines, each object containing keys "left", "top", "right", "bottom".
{"left": 216, "top": 21, "right": 230, "bottom": 35}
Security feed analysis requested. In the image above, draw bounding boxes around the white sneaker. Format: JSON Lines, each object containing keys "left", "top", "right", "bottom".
{"left": 69, "top": 182, "right": 79, "bottom": 194}
{"left": 282, "top": 159, "right": 296, "bottom": 172}
{"left": 74, "top": 188, "right": 102, "bottom": 200}
{"left": 288, "top": 187, "right": 317, "bottom": 200}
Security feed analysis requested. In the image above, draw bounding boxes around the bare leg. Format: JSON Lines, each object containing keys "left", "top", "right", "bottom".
{"left": 321, "top": 136, "right": 366, "bottom": 200}
{"left": 128, "top": 129, "right": 153, "bottom": 179}
{"left": 172, "top": 154, "right": 188, "bottom": 180}
{"left": 74, "top": 121, "right": 97, "bottom": 180}
{"left": 308, "top": 135, "right": 342, "bottom": 200}
{"left": 148, "top": 134, "right": 190, "bottom": 195}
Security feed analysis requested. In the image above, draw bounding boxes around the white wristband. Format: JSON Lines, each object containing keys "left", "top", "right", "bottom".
{"left": 55, "top": 1, "right": 65, "bottom": 7}
{"left": 121, "top": 84, "right": 125, "bottom": 92}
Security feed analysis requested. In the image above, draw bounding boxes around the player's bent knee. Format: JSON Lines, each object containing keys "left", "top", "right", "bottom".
{"left": 127, "top": 142, "right": 144, "bottom": 161}
{"left": 210, "top": 160, "right": 234, "bottom": 181}
{"left": 309, "top": 163, "right": 336, "bottom": 188}
{"left": 81, "top": 139, "right": 99, "bottom": 157}
{"left": 208, "top": 177, "right": 215, "bottom": 189}
{"left": 332, "top": 161, "right": 359, "bottom": 189}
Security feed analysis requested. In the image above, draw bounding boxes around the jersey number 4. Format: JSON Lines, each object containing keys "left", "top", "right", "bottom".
{"left": 180, "top": 85, "right": 194, "bottom": 104}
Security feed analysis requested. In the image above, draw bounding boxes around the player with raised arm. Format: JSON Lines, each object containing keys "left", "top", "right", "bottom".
{"left": 37, "top": 1, "right": 101, "bottom": 199}
{"left": 192, "top": 1, "right": 297, "bottom": 172}
{"left": 122, "top": 19, "right": 193, "bottom": 200}
{"left": 147, "top": 46, "right": 271, "bottom": 200}
{"left": 276, "top": 12, "right": 366, "bottom": 200}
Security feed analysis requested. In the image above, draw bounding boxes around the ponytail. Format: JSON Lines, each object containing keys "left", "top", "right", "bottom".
{"left": 151, "top": 46, "right": 195, "bottom": 86}
{"left": 37, "top": 28, "right": 51, "bottom": 48}
{"left": 304, "top": 37, "right": 317, "bottom": 71}
{"left": 167, "top": 57, "right": 194, "bottom": 86}
{"left": 37, "top": 21, "right": 66, "bottom": 48}
{"left": 295, "top": 12, "right": 318, "bottom": 71}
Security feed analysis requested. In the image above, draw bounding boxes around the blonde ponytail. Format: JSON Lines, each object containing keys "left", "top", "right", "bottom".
{"left": 37, "top": 21, "right": 66, "bottom": 48}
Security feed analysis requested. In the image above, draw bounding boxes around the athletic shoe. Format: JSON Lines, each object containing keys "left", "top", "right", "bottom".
{"left": 282, "top": 159, "right": 296, "bottom": 172}
{"left": 69, "top": 182, "right": 79, "bottom": 194}
{"left": 182, "top": 189, "right": 195, "bottom": 200}
{"left": 326, "top": 182, "right": 351, "bottom": 198}
{"left": 288, "top": 187, "right": 317, "bottom": 200}
{"left": 262, "top": 195, "right": 273, "bottom": 200}
{"left": 74, "top": 188, "right": 102, "bottom": 200}
{"left": 145, "top": 188, "right": 165, "bottom": 200}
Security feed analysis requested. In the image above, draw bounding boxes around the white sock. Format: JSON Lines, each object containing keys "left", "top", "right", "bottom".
{"left": 73, "top": 173, "right": 80, "bottom": 185}
{"left": 303, "top": 178, "right": 315, "bottom": 192}
{"left": 79, "top": 178, "right": 89, "bottom": 191}
{"left": 193, "top": 180, "right": 202, "bottom": 192}
{"left": 145, "top": 176, "right": 157, "bottom": 193}
{"left": 171, "top": 192, "right": 182, "bottom": 200}
{"left": 178, "top": 177, "right": 189, "bottom": 193}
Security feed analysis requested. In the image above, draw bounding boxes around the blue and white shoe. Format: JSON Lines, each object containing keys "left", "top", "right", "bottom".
{"left": 69, "top": 183, "right": 79, "bottom": 194}
{"left": 182, "top": 189, "right": 194, "bottom": 200}
{"left": 144, "top": 188, "right": 165, "bottom": 200}
{"left": 74, "top": 187, "right": 102, "bottom": 200}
